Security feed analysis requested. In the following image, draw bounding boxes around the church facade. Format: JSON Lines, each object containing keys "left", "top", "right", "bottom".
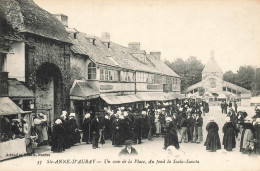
{"left": 184, "top": 53, "right": 251, "bottom": 106}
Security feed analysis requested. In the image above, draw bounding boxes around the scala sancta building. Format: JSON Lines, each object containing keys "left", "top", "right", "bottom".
{"left": 184, "top": 53, "right": 251, "bottom": 106}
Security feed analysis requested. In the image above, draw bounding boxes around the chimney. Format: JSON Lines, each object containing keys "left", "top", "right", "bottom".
{"left": 150, "top": 52, "right": 161, "bottom": 60}
{"left": 54, "top": 14, "right": 68, "bottom": 27}
{"left": 85, "top": 34, "right": 96, "bottom": 45}
{"left": 128, "top": 42, "right": 140, "bottom": 51}
{"left": 101, "top": 32, "right": 110, "bottom": 48}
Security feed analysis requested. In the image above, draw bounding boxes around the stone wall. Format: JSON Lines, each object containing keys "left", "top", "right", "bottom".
{"left": 25, "top": 33, "right": 71, "bottom": 122}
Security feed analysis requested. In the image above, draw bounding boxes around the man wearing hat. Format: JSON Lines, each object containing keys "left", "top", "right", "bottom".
{"left": 119, "top": 140, "right": 138, "bottom": 156}
{"left": 91, "top": 114, "right": 100, "bottom": 149}
{"left": 141, "top": 111, "right": 149, "bottom": 139}
{"left": 132, "top": 111, "right": 142, "bottom": 144}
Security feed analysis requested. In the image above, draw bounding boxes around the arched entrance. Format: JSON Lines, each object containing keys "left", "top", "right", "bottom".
{"left": 35, "top": 62, "right": 63, "bottom": 125}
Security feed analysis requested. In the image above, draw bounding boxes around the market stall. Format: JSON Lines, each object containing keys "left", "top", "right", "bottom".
{"left": 0, "top": 97, "right": 31, "bottom": 161}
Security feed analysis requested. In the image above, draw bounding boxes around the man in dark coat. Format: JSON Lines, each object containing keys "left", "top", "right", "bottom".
{"left": 223, "top": 101, "right": 228, "bottom": 114}
{"left": 51, "top": 119, "right": 65, "bottom": 152}
{"left": 104, "top": 115, "right": 111, "bottom": 140}
{"left": 234, "top": 101, "right": 238, "bottom": 113}
{"left": 119, "top": 140, "right": 138, "bottom": 156}
{"left": 147, "top": 112, "right": 154, "bottom": 141}
{"left": 120, "top": 114, "right": 131, "bottom": 144}
{"left": 221, "top": 101, "right": 224, "bottom": 114}
{"left": 132, "top": 111, "right": 142, "bottom": 144}
{"left": 222, "top": 117, "right": 237, "bottom": 151}
{"left": 194, "top": 113, "right": 203, "bottom": 143}
{"left": 229, "top": 101, "right": 232, "bottom": 108}
{"left": 180, "top": 112, "right": 189, "bottom": 143}
{"left": 204, "top": 118, "right": 221, "bottom": 152}
{"left": 141, "top": 111, "right": 149, "bottom": 139}
{"left": 82, "top": 113, "right": 92, "bottom": 144}
{"left": 187, "top": 111, "right": 195, "bottom": 142}
{"left": 91, "top": 114, "right": 100, "bottom": 149}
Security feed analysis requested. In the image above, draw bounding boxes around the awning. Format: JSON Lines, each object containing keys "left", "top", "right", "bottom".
{"left": 8, "top": 79, "right": 35, "bottom": 99}
{"left": 100, "top": 92, "right": 185, "bottom": 105}
{"left": 70, "top": 81, "right": 100, "bottom": 100}
{"left": 0, "top": 97, "right": 27, "bottom": 116}
{"left": 218, "top": 93, "right": 227, "bottom": 99}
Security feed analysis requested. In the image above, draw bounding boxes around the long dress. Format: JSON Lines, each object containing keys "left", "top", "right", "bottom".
{"left": 68, "top": 118, "right": 81, "bottom": 145}
{"left": 112, "top": 119, "right": 122, "bottom": 146}
{"left": 204, "top": 121, "right": 221, "bottom": 151}
{"left": 82, "top": 118, "right": 91, "bottom": 143}
{"left": 51, "top": 124, "right": 65, "bottom": 152}
{"left": 240, "top": 122, "right": 255, "bottom": 153}
{"left": 164, "top": 121, "right": 179, "bottom": 149}
{"left": 222, "top": 122, "right": 236, "bottom": 151}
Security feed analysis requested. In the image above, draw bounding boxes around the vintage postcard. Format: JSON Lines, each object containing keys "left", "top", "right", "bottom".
{"left": 0, "top": 0, "right": 260, "bottom": 171}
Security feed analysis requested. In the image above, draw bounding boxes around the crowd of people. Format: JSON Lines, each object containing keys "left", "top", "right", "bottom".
{"left": 204, "top": 102, "right": 260, "bottom": 155}
{"left": 2, "top": 99, "right": 259, "bottom": 157}
{"left": 50, "top": 100, "right": 209, "bottom": 153}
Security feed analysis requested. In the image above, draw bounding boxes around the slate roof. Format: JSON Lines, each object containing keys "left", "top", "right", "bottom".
{"left": 70, "top": 32, "right": 180, "bottom": 77}
{"left": 202, "top": 56, "right": 223, "bottom": 73}
{"left": 8, "top": 79, "right": 34, "bottom": 98}
{"left": 0, "top": 0, "right": 71, "bottom": 43}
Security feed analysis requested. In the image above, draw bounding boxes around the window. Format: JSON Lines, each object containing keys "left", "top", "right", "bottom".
{"left": 166, "top": 76, "right": 172, "bottom": 84}
{"left": 88, "top": 62, "right": 96, "bottom": 80}
{"left": 136, "top": 72, "right": 141, "bottom": 82}
{"left": 105, "top": 69, "right": 109, "bottom": 80}
{"left": 100, "top": 68, "right": 104, "bottom": 80}
{"left": 100, "top": 68, "right": 119, "bottom": 81}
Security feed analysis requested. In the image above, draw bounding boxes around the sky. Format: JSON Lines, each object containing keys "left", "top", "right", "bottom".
{"left": 34, "top": 0, "right": 260, "bottom": 73}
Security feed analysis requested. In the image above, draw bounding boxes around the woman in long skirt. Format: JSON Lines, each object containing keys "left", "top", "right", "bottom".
{"left": 240, "top": 119, "right": 255, "bottom": 154}
{"left": 222, "top": 117, "right": 237, "bottom": 151}
{"left": 155, "top": 111, "right": 161, "bottom": 137}
{"left": 51, "top": 119, "right": 65, "bottom": 152}
{"left": 204, "top": 117, "right": 221, "bottom": 152}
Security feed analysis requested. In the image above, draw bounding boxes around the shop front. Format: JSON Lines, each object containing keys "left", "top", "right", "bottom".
{"left": 0, "top": 97, "right": 31, "bottom": 161}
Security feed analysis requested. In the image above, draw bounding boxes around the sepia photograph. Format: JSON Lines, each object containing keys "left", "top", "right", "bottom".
{"left": 0, "top": 0, "right": 260, "bottom": 170}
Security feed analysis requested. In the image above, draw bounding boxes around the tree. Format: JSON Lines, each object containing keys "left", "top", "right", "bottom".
{"left": 165, "top": 56, "right": 204, "bottom": 91}
{"left": 223, "top": 71, "right": 237, "bottom": 85}
{"left": 223, "top": 66, "right": 260, "bottom": 96}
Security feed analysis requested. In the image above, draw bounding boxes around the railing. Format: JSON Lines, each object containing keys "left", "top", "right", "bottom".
{"left": 0, "top": 72, "right": 8, "bottom": 97}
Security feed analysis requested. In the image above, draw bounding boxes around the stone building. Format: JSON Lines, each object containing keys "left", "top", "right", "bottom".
{"left": 57, "top": 17, "right": 182, "bottom": 126}
{"left": 0, "top": 0, "right": 72, "bottom": 125}
{"left": 184, "top": 52, "right": 251, "bottom": 105}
